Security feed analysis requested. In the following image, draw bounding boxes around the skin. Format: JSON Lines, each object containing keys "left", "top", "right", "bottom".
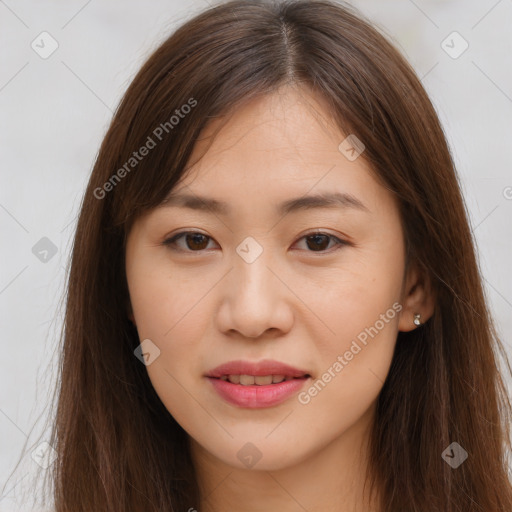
{"left": 125, "top": 84, "right": 435, "bottom": 512}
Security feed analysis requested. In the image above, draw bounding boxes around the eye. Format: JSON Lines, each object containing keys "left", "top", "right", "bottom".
{"left": 162, "top": 230, "right": 349, "bottom": 254}
{"left": 163, "top": 231, "right": 217, "bottom": 252}
{"left": 294, "top": 231, "right": 349, "bottom": 253}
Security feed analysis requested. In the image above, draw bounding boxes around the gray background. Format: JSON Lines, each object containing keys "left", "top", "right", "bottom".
{"left": 1, "top": 0, "right": 511, "bottom": 509}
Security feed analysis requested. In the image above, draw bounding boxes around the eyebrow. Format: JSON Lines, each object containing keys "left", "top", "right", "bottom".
{"left": 160, "top": 191, "right": 370, "bottom": 216}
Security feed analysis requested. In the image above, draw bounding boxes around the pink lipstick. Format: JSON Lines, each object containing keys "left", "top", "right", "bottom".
{"left": 205, "top": 359, "right": 311, "bottom": 408}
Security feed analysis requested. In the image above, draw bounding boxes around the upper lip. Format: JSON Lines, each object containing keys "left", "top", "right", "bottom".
{"left": 205, "top": 359, "right": 311, "bottom": 378}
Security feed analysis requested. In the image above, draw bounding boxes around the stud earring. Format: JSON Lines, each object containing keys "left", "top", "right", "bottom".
{"left": 413, "top": 313, "right": 421, "bottom": 326}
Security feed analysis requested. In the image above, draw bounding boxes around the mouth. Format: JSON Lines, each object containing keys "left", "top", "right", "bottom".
{"left": 215, "top": 374, "right": 310, "bottom": 385}
{"left": 205, "top": 359, "right": 311, "bottom": 380}
{"left": 205, "top": 360, "right": 312, "bottom": 408}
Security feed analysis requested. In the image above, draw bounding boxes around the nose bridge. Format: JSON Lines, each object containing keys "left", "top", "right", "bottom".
{"left": 232, "top": 241, "right": 277, "bottom": 308}
{"left": 216, "top": 238, "right": 291, "bottom": 338}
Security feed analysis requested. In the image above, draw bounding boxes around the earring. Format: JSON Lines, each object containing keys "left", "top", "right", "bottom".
{"left": 413, "top": 313, "right": 421, "bottom": 326}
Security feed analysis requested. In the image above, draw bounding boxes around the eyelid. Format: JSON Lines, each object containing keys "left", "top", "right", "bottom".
{"left": 162, "top": 230, "right": 217, "bottom": 252}
{"left": 162, "top": 229, "right": 352, "bottom": 254}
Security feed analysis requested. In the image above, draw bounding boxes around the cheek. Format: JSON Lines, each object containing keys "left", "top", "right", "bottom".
{"left": 298, "top": 293, "right": 400, "bottom": 409}
{"left": 126, "top": 256, "right": 215, "bottom": 405}
{"left": 295, "top": 235, "right": 404, "bottom": 408}
{"left": 126, "top": 265, "right": 213, "bottom": 426}
{"left": 296, "top": 234, "right": 404, "bottom": 352}
{"left": 127, "top": 254, "right": 215, "bottom": 342}
{"left": 296, "top": 285, "right": 401, "bottom": 438}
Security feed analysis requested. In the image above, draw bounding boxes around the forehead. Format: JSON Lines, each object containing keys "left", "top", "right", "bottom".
{"left": 160, "top": 87, "right": 389, "bottom": 217}
{"left": 190, "top": 85, "right": 344, "bottom": 162}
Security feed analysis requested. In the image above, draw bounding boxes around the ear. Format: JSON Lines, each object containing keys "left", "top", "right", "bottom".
{"left": 398, "top": 260, "right": 436, "bottom": 332}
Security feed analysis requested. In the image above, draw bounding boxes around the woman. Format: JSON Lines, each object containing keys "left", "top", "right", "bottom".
{"left": 43, "top": 0, "right": 512, "bottom": 510}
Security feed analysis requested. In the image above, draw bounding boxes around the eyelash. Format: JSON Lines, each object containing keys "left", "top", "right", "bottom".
{"left": 162, "top": 230, "right": 350, "bottom": 254}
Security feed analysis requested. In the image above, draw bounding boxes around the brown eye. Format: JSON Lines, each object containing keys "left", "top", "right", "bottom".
{"left": 185, "top": 233, "right": 210, "bottom": 250}
{"left": 296, "top": 232, "right": 348, "bottom": 253}
{"left": 163, "top": 230, "right": 348, "bottom": 254}
{"left": 163, "top": 232, "right": 215, "bottom": 252}
{"left": 305, "top": 234, "right": 330, "bottom": 251}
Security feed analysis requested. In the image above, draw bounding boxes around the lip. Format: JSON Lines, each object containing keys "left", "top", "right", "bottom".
{"left": 205, "top": 359, "right": 311, "bottom": 379}
{"left": 205, "top": 359, "right": 311, "bottom": 409}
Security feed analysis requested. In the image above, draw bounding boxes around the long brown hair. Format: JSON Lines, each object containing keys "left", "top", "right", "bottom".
{"left": 30, "top": 0, "right": 512, "bottom": 510}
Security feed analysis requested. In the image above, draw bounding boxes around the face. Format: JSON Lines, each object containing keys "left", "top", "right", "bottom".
{"left": 125, "top": 85, "right": 411, "bottom": 472}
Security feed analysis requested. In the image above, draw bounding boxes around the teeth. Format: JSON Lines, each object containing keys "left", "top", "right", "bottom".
{"left": 219, "top": 374, "right": 296, "bottom": 385}
{"left": 254, "top": 375, "right": 273, "bottom": 385}
{"left": 239, "top": 375, "right": 255, "bottom": 385}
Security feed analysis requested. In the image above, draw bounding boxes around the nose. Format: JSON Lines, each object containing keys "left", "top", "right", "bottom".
{"left": 215, "top": 250, "right": 294, "bottom": 339}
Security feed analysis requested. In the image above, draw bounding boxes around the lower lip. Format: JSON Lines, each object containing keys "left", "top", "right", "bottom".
{"left": 207, "top": 377, "right": 309, "bottom": 408}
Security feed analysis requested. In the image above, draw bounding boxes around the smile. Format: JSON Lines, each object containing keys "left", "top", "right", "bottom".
{"left": 218, "top": 374, "right": 303, "bottom": 385}
{"left": 207, "top": 374, "right": 311, "bottom": 408}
